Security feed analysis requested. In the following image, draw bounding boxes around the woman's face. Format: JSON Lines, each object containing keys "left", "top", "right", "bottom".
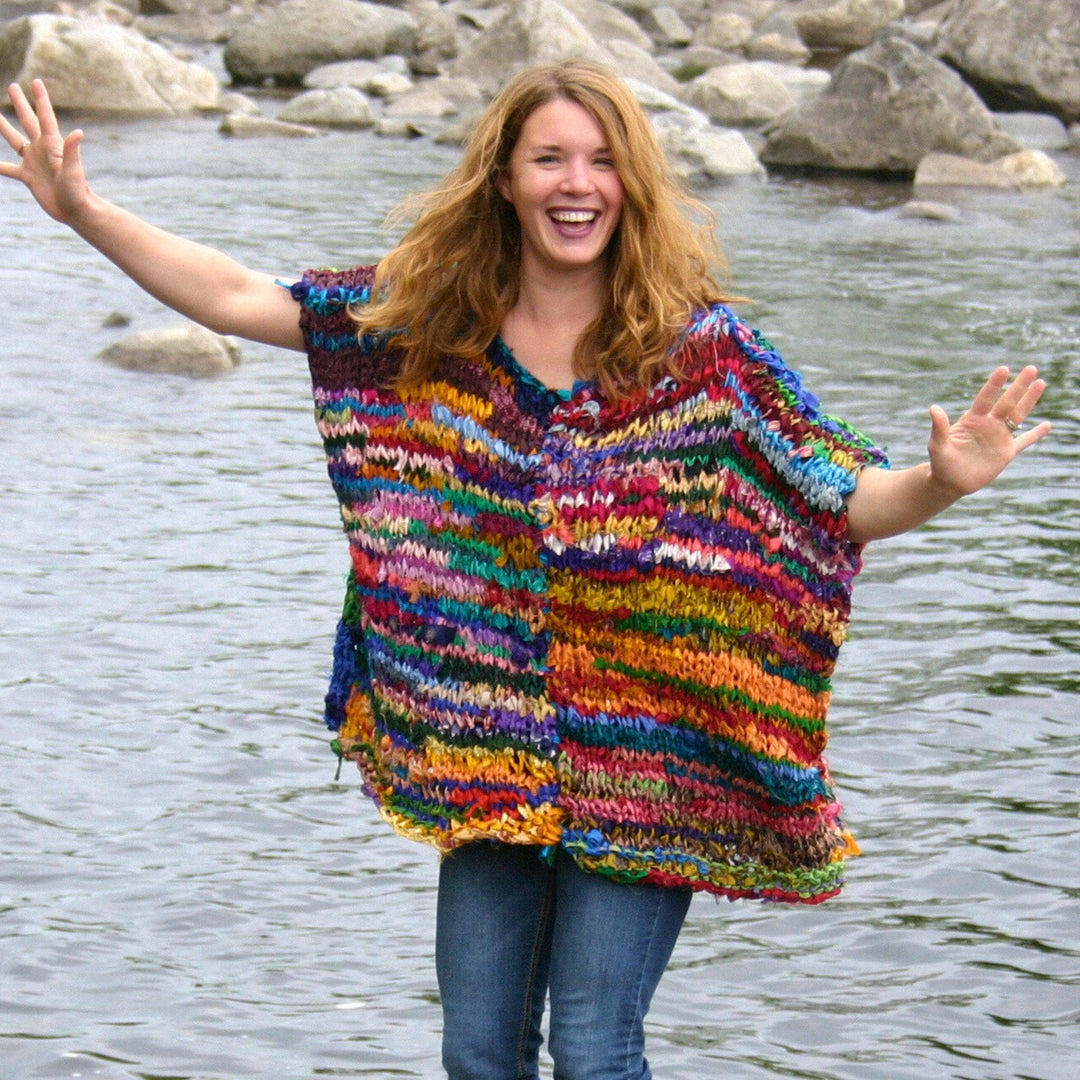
{"left": 498, "top": 97, "right": 625, "bottom": 283}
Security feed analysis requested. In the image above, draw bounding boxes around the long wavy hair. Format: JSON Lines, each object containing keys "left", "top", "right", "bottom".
{"left": 354, "top": 60, "right": 734, "bottom": 399}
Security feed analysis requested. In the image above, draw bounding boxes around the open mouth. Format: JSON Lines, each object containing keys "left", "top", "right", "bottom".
{"left": 549, "top": 209, "right": 599, "bottom": 225}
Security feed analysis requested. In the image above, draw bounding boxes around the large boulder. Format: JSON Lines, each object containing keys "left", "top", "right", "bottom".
{"left": 100, "top": 325, "right": 241, "bottom": 377}
{"left": 0, "top": 15, "right": 219, "bottom": 114}
{"left": 795, "top": 0, "right": 905, "bottom": 51}
{"left": 450, "top": 0, "right": 609, "bottom": 95}
{"left": 223, "top": 0, "right": 418, "bottom": 85}
{"left": 934, "top": 0, "right": 1080, "bottom": 123}
{"left": 760, "top": 34, "right": 1021, "bottom": 174}
{"left": 682, "top": 62, "right": 797, "bottom": 127}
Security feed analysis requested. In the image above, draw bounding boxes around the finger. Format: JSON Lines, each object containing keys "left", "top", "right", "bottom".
{"left": 1011, "top": 419, "right": 1053, "bottom": 453}
{"left": 31, "top": 78, "right": 61, "bottom": 142}
{"left": 968, "top": 366, "right": 1010, "bottom": 416}
{"left": 1007, "top": 375, "right": 1047, "bottom": 424}
{"left": 991, "top": 364, "right": 1041, "bottom": 420}
{"left": 8, "top": 81, "right": 41, "bottom": 141}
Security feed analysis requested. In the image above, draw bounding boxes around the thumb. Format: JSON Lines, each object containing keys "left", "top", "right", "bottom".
{"left": 927, "top": 403, "right": 951, "bottom": 449}
{"left": 61, "top": 128, "right": 84, "bottom": 172}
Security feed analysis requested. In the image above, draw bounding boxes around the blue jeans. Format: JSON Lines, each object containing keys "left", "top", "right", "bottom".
{"left": 436, "top": 841, "right": 692, "bottom": 1080}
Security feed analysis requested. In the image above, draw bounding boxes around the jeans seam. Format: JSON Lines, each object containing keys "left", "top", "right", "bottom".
{"left": 516, "top": 867, "right": 555, "bottom": 1079}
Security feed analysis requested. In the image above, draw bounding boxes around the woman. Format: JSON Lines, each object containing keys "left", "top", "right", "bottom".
{"left": 1, "top": 62, "right": 1050, "bottom": 1080}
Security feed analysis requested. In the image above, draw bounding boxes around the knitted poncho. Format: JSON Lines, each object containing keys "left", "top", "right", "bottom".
{"left": 296, "top": 265, "right": 887, "bottom": 904}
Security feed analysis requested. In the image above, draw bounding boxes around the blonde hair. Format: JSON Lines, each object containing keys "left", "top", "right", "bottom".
{"left": 355, "top": 60, "right": 734, "bottom": 399}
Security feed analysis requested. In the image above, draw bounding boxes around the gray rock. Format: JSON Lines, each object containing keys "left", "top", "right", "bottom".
{"left": 278, "top": 86, "right": 376, "bottom": 126}
{"left": 223, "top": 0, "right": 419, "bottom": 84}
{"left": 219, "top": 112, "right": 325, "bottom": 137}
{"left": 912, "top": 149, "right": 1065, "bottom": 189}
{"left": 0, "top": 15, "right": 219, "bottom": 115}
{"left": 996, "top": 149, "right": 1067, "bottom": 188}
{"left": 605, "top": 38, "right": 681, "bottom": 96}
{"left": 795, "top": 0, "right": 905, "bottom": 51}
{"left": 100, "top": 324, "right": 241, "bottom": 377}
{"left": 682, "top": 62, "right": 796, "bottom": 127}
{"left": 992, "top": 112, "right": 1071, "bottom": 152}
{"left": 450, "top": 0, "right": 609, "bottom": 96}
{"left": 206, "top": 89, "right": 261, "bottom": 115}
{"left": 573, "top": 0, "right": 654, "bottom": 51}
{"left": 935, "top": 0, "right": 1080, "bottom": 123}
{"left": 899, "top": 199, "right": 961, "bottom": 221}
{"left": 383, "top": 84, "right": 458, "bottom": 118}
{"left": 761, "top": 35, "right": 1021, "bottom": 174}
{"left": 641, "top": 5, "right": 693, "bottom": 47}
{"left": 694, "top": 13, "right": 754, "bottom": 52}
{"left": 655, "top": 120, "right": 766, "bottom": 183}
{"left": 745, "top": 32, "right": 811, "bottom": 65}
{"left": 913, "top": 151, "right": 1017, "bottom": 188}
{"left": 302, "top": 58, "right": 387, "bottom": 89}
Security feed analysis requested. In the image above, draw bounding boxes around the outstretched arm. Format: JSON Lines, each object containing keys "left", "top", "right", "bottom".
{"left": 846, "top": 365, "right": 1051, "bottom": 544}
{"left": 1, "top": 79, "right": 304, "bottom": 351}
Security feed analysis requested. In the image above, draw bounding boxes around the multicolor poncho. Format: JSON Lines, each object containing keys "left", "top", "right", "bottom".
{"left": 296, "top": 265, "right": 887, "bottom": 904}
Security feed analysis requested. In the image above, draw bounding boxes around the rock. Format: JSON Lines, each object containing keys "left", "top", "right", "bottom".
{"left": 995, "top": 149, "right": 1067, "bottom": 188}
{"left": 934, "top": 0, "right": 1080, "bottom": 123}
{"left": 219, "top": 112, "right": 325, "bottom": 137}
{"left": 277, "top": 86, "right": 376, "bottom": 126}
{"left": 363, "top": 70, "right": 415, "bottom": 98}
{"left": 573, "top": 0, "right": 654, "bottom": 51}
{"left": 450, "top": 0, "right": 609, "bottom": 96}
{"left": 407, "top": 0, "right": 458, "bottom": 60}
{"left": 745, "top": 32, "right": 811, "bottom": 65}
{"left": 992, "top": 112, "right": 1071, "bottom": 152}
{"left": 641, "top": 5, "right": 694, "bottom": 47}
{"left": 206, "top": 89, "right": 261, "bottom": 115}
{"left": 99, "top": 325, "right": 241, "bottom": 377}
{"left": 682, "top": 62, "right": 796, "bottom": 127}
{"left": 302, "top": 58, "right": 387, "bottom": 89}
{"left": 760, "top": 35, "right": 1021, "bottom": 174}
{"left": 913, "top": 151, "right": 1017, "bottom": 187}
{"left": 0, "top": 15, "right": 219, "bottom": 115}
{"left": 223, "top": 0, "right": 419, "bottom": 85}
{"left": 604, "top": 38, "right": 681, "bottom": 96}
{"left": 694, "top": 13, "right": 754, "bottom": 52}
{"left": 374, "top": 116, "right": 427, "bottom": 137}
{"left": 795, "top": 0, "right": 905, "bottom": 51}
{"left": 382, "top": 84, "right": 458, "bottom": 118}
{"left": 899, "top": 199, "right": 961, "bottom": 221}
{"left": 655, "top": 121, "right": 766, "bottom": 183}
{"left": 758, "top": 60, "right": 831, "bottom": 106}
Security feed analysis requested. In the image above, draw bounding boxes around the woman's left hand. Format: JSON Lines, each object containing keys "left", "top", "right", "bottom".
{"left": 926, "top": 365, "right": 1052, "bottom": 498}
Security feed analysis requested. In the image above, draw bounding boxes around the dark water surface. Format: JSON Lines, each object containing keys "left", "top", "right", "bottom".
{"left": 1, "top": 112, "right": 1078, "bottom": 1080}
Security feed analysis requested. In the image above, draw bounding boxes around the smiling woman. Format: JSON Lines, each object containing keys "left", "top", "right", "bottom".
{"left": 0, "top": 57, "right": 1052, "bottom": 1080}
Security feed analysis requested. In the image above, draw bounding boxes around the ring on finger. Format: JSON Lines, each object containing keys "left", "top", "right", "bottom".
{"left": 17, "top": 140, "right": 31, "bottom": 156}
{"left": 1003, "top": 417, "right": 1020, "bottom": 433}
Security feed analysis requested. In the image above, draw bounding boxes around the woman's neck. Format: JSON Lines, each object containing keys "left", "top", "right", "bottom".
{"left": 500, "top": 267, "right": 606, "bottom": 391}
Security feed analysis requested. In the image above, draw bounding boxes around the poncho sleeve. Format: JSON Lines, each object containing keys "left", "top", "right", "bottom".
{"left": 677, "top": 304, "right": 890, "bottom": 547}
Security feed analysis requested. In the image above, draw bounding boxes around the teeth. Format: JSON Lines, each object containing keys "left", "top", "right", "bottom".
{"left": 550, "top": 210, "right": 597, "bottom": 223}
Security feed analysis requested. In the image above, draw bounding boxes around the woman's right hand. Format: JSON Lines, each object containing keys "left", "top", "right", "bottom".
{"left": 1, "top": 79, "right": 91, "bottom": 225}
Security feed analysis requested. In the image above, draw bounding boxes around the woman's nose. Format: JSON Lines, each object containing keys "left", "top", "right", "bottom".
{"left": 560, "top": 157, "right": 593, "bottom": 193}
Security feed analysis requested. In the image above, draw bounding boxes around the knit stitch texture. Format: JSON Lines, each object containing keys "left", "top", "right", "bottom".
{"left": 296, "top": 265, "right": 887, "bottom": 903}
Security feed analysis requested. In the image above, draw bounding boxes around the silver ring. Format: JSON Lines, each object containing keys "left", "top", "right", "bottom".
{"left": 1003, "top": 417, "right": 1020, "bottom": 433}
{"left": 17, "top": 140, "right": 31, "bottom": 157}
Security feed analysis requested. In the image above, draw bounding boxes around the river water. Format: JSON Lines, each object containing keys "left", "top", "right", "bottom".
{"left": 1, "top": 101, "right": 1078, "bottom": 1080}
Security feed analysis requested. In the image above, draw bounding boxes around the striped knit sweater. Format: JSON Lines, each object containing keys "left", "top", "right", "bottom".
{"left": 295, "top": 265, "right": 887, "bottom": 904}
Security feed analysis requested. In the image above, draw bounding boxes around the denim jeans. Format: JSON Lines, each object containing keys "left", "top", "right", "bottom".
{"left": 436, "top": 841, "right": 692, "bottom": 1080}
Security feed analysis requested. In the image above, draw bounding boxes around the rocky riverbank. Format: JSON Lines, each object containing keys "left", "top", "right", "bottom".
{"left": 2, "top": 0, "right": 1076, "bottom": 188}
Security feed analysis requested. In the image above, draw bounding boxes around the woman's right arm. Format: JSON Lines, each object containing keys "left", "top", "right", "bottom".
{"left": 1, "top": 79, "right": 304, "bottom": 352}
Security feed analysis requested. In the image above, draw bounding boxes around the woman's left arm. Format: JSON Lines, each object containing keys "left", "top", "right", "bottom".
{"left": 846, "top": 365, "right": 1052, "bottom": 545}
